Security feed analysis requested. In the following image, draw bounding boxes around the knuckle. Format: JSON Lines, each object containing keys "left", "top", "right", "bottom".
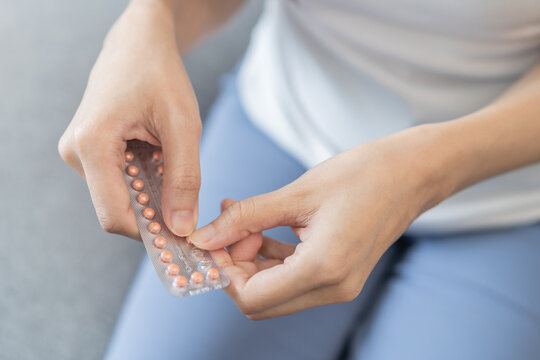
{"left": 95, "top": 209, "right": 122, "bottom": 234}
{"left": 159, "top": 106, "right": 202, "bottom": 137}
{"left": 58, "top": 133, "right": 74, "bottom": 164}
{"left": 335, "top": 285, "right": 361, "bottom": 303}
{"left": 169, "top": 165, "right": 201, "bottom": 194}
{"left": 228, "top": 198, "right": 255, "bottom": 223}
{"left": 319, "top": 261, "right": 347, "bottom": 285}
{"left": 235, "top": 299, "right": 259, "bottom": 316}
{"left": 173, "top": 175, "right": 200, "bottom": 193}
{"left": 73, "top": 128, "right": 94, "bottom": 158}
{"left": 246, "top": 313, "right": 264, "bottom": 321}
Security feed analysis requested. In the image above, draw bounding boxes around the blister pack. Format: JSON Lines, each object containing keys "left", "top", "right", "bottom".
{"left": 123, "top": 140, "right": 229, "bottom": 296}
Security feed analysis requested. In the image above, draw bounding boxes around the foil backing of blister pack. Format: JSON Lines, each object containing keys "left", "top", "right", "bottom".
{"left": 123, "top": 140, "right": 229, "bottom": 296}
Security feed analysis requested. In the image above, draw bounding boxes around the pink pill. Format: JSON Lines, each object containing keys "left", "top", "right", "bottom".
{"left": 160, "top": 250, "right": 173, "bottom": 263}
{"left": 167, "top": 264, "right": 180, "bottom": 276}
{"left": 148, "top": 222, "right": 161, "bottom": 234}
{"left": 137, "top": 193, "right": 149, "bottom": 205}
{"left": 156, "top": 164, "right": 164, "bottom": 176}
{"left": 191, "top": 271, "right": 204, "bottom": 284}
{"left": 143, "top": 207, "right": 155, "bottom": 220}
{"left": 152, "top": 150, "right": 162, "bottom": 162}
{"left": 207, "top": 268, "right": 219, "bottom": 281}
{"left": 174, "top": 275, "right": 187, "bottom": 288}
{"left": 126, "top": 165, "right": 139, "bottom": 177}
{"left": 125, "top": 151, "right": 134, "bottom": 162}
{"left": 131, "top": 179, "right": 144, "bottom": 191}
{"left": 154, "top": 236, "right": 167, "bottom": 249}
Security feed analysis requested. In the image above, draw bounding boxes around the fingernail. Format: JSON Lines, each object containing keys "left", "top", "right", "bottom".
{"left": 171, "top": 210, "right": 194, "bottom": 236}
{"left": 190, "top": 225, "right": 216, "bottom": 247}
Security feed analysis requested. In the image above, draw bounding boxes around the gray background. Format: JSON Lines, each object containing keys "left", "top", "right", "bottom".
{"left": 0, "top": 1, "right": 261, "bottom": 359}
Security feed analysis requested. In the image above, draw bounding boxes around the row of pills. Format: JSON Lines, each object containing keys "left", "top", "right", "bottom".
{"left": 125, "top": 150, "right": 220, "bottom": 289}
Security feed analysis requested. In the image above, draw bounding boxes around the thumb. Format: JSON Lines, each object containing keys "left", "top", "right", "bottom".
{"left": 159, "top": 115, "right": 202, "bottom": 236}
{"left": 190, "top": 189, "right": 297, "bottom": 250}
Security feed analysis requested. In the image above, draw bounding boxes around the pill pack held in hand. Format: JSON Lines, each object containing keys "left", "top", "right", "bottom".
{"left": 123, "top": 140, "right": 229, "bottom": 296}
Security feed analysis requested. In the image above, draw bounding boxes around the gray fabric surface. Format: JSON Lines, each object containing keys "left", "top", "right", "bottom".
{"left": 0, "top": 1, "right": 261, "bottom": 359}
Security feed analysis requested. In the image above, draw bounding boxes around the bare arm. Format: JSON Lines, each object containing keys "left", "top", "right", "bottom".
{"left": 421, "top": 62, "right": 540, "bottom": 207}
{"left": 128, "top": 0, "right": 246, "bottom": 53}
{"left": 189, "top": 60, "right": 540, "bottom": 319}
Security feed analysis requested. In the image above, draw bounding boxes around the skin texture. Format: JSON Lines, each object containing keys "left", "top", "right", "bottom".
{"left": 58, "top": 0, "right": 244, "bottom": 238}
{"left": 59, "top": 0, "right": 540, "bottom": 319}
{"left": 191, "top": 63, "right": 540, "bottom": 319}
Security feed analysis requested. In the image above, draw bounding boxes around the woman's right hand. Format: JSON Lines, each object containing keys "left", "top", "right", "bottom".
{"left": 58, "top": 1, "right": 202, "bottom": 239}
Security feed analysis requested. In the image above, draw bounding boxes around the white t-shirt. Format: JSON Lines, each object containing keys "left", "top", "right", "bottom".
{"left": 237, "top": 0, "right": 540, "bottom": 234}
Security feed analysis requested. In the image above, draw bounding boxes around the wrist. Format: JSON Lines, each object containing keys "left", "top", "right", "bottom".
{"left": 105, "top": 0, "right": 177, "bottom": 49}
{"left": 123, "top": 0, "right": 210, "bottom": 53}
{"left": 375, "top": 123, "right": 461, "bottom": 218}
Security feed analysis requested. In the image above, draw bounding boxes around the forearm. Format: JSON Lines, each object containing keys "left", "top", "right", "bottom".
{"left": 402, "top": 62, "right": 540, "bottom": 213}
{"left": 128, "top": 0, "right": 246, "bottom": 54}
{"left": 96, "top": 0, "right": 245, "bottom": 89}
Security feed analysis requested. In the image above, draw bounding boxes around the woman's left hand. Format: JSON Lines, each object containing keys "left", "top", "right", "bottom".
{"left": 190, "top": 127, "right": 444, "bottom": 319}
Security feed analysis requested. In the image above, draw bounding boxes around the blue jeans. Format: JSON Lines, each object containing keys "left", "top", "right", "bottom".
{"left": 105, "top": 75, "right": 540, "bottom": 360}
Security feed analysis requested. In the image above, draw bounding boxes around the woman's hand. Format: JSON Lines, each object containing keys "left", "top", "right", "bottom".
{"left": 58, "top": 1, "right": 203, "bottom": 238}
{"left": 190, "top": 127, "right": 446, "bottom": 319}
{"left": 191, "top": 55, "right": 540, "bottom": 319}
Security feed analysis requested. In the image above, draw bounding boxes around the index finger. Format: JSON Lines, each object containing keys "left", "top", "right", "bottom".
{"left": 79, "top": 140, "right": 139, "bottom": 239}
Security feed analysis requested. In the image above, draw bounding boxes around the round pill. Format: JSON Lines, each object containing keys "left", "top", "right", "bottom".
{"left": 152, "top": 150, "right": 162, "bottom": 162}
{"left": 143, "top": 207, "right": 155, "bottom": 220}
{"left": 191, "top": 271, "right": 204, "bottom": 284}
{"left": 148, "top": 222, "right": 161, "bottom": 234}
{"left": 131, "top": 179, "right": 144, "bottom": 191}
{"left": 167, "top": 264, "right": 180, "bottom": 276}
{"left": 156, "top": 164, "right": 164, "bottom": 176}
{"left": 125, "top": 151, "right": 134, "bottom": 162}
{"left": 160, "top": 250, "right": 173, "bottom": 263}
{"left": 126, "top": 165, "right": 139, "bottom": 177}
{"left": 174, "top": 275, "right": 187, "bottom": 288}
{"left": 153, "top": 236, "right": 167, "bottom": 249}
{"left": 137, "top": 193, "right": 149, "bottom": 205}
{"left": 207, "top": 268, "right": 219, "bottom": 281}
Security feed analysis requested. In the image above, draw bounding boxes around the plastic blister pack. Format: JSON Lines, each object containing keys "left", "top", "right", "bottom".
{"left": 123, "top": 140, "right": 229, "bottom": 296}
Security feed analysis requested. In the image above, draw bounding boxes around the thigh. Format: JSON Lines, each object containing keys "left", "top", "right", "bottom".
{"left": 105, "top": 76, "right": 390, "bottom": 360}
{"left": 350, "top": 224, "right": 540, "bottom": 360}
